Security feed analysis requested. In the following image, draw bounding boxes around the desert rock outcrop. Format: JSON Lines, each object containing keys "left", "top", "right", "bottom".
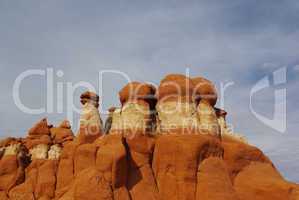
{"left": 0, "top": 74, "right": 298, "bottom": 200}
{"left": 76, "top": 91, "right": 103, "bottom": 144}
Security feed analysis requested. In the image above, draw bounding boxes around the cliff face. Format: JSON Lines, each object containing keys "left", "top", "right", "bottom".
{"left": 0, "top": 74, "right": 298, "bottom": 200}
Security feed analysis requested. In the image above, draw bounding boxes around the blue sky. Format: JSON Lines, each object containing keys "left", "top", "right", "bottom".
{"left": 0, "top": 0, "right": 298, "bottom": 182}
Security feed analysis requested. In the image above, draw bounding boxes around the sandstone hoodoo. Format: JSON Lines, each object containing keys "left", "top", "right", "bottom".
{"left": 76, "top": 91, "right": 103, "bottom": 144}
{"left": 0, "top": 74, "right": 298, "bottom": 200}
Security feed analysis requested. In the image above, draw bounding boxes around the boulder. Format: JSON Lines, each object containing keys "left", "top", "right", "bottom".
{"left": 192, "top": 76, "right": 217, "bottom": 106}
{"left": 80, "top": 91, "right": 100, "bottom": 108}
{"left": 119, "top": 82, "right": 156, "bottom": 106}
{"left": 25, "top": 134, "right": 52, "bottom": 150}
{"left": 157, "top": 74, "right": 194, "bottom": 102}
{"left": 27, "top": 118, "right": 51, "bottom": 136}
{"left": 25, "top": 118, "right": 53, "bottom": 159}
{"left": 58, "top": 119, "right": 72, "bottom": 129}
{"left": 50, "top": 120, "right": 74, "bottom": 146}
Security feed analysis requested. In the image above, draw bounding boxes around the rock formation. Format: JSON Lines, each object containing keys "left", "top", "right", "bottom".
{"left": 76, "top": 91, "right": 103, "bottom": 144}
{"left": 0, "top": 74, "right": 298, "bottom": 200}
{"left": 118, "top": 82, "right": 158, "bottom": 200}
{"left": 153, "top": 74, "right": 222, "bottom": 200}
{"left": 156, "top": 74, "right": 198, "bottom": 133}
{"left": 192, "top": 77, "right": 220, "bottom": 137}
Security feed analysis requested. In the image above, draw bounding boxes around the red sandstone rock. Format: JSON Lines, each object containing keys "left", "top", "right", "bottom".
{"left": 24, "top": 118, "right": 53, "bottom": 154}
{"left": 25, "top": 134, "right": 52, "bottom": 150}
{"left": 126, "top": 134, "right": 158, "bottom": 200}
{"left": 35, "top": 160, "right": 58, "bottom": 199}
{"left": 0, "top": 142, "right": 29, "bottom": 197}
{"left": 1, "top": 126, "right": 298, "bottom": 200}
{"left": 95, "top": 135, "right": 130, "bottom": 200}
{"left": 8, "top": 158, "right": 58, "bottom": 200}
{"left": 234, "top": 162, "right": 298, "bottom": 200}
{"left": 192, "top": 76, "right": 218, "bottom": 106}
{"left": 74, "top": 143, "right": 97, "bottom": 175}
{"left": 152, "top": 134, "right": 223, "bottom": 200}
{"left": 80, "top": 91, "right": 100, "bottom": 108}
{"left": 119, "top": 82, "right": 156, "bottom": 106}
{"left": 196, "top": 157, "right": 239, "bottom": 200}
{"left": 50, "top": 120, "right": 74, "bottom": 146}
{"left": 1, "top": 76, "right": 299, "bottom": 200}
{"left": 28, "top": 118, "right": 51, "bottom": 136}
{"left": 0, "top": 191, "right": 8, "bottom": 200}
{"left": 113, "top": 84, "right": 158, "bottom": 200}
{"left": 55, "top": 141, "right": 77, "bottom": 197}
{"left": 222, "top": 139, "right": 272, "bottom": 181}
{"left": 76, "top": 91, "right": 103, "bottom": 144}
{"left": 58, "top": 119, "right": 71, "bottom": 129}
{"left": 0, "top": 156, "right": 20, "bottom": 192}
{"left": 157, "top": 74, "right": 194, "bottom": 102}
{"left": 8, "top": 160, "right": 39, "bottom": 200}
{"left": 73, "top": 167, "right": 114, "bottom": 200}
{"left": 76, "top": 126, "right": 102, "bottom": 144}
